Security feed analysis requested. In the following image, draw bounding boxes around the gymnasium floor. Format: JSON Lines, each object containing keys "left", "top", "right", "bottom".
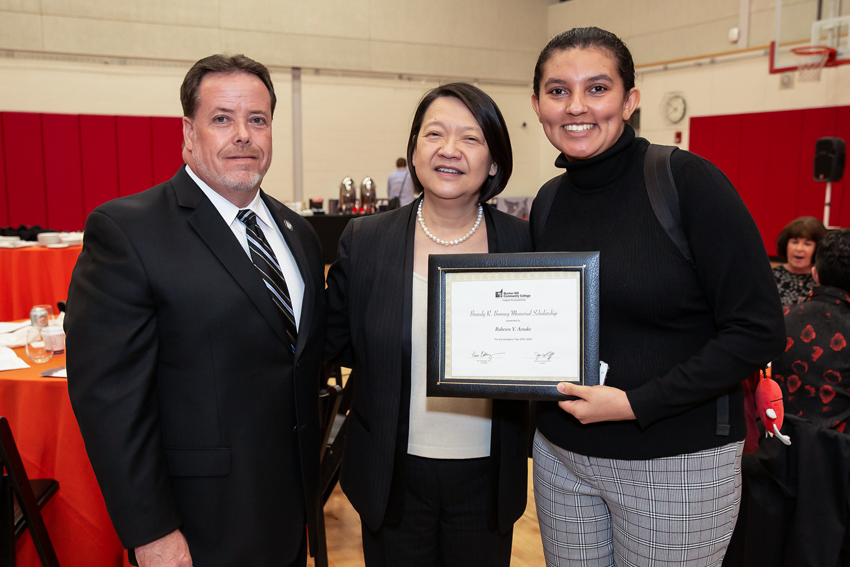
{"left": 308, "top": 460, "right": 545, "bottom": 567}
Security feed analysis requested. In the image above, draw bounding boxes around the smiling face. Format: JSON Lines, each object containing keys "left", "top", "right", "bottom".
{"left": 183, "top": 71, "right": 272, "bottom": 206}
{"left": 532, "top": 47, "right": 640, "bottom": 161}
{"left": 412, "top": 96, "right": 497, "bottom": 203}
{"left": 787, "top": 237, "right": 816, "bottom": 271}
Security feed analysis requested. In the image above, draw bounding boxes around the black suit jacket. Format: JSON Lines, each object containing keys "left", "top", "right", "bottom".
{"left": 65, "top": 167, "right": 327, "bottom": 566}
{"left": 726, "top": 416, "right": 850, "bottom": 567}
{"left": 325, "top": 199, "right": 531, "bottom": 533}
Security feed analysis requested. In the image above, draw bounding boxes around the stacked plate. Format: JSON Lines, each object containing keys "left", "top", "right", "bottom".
{"left": 37, "top": 233, "right": 61, "bottom": 246}
{"left": 33, "top": 232, "right": 84, "bottom": 248}
{"left": 60, "top": 232, "right": 83, "bottom": 246}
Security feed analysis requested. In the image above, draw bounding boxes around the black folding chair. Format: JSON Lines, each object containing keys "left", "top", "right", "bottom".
{"left": 318, "top": 366, "right": 352, "bottom": 505}
{"left": 314, "top": 365, "right": 353, "bottom": 567}
{"left": 0, "top": 416, "right": 60, "bottom": 567}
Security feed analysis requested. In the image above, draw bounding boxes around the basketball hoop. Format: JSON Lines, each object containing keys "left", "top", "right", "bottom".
{"left": 791, "top": 46, "right": 836, "bottom": 82}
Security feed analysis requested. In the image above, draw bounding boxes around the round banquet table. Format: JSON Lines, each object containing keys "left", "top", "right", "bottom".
{"left": 0, "top": 245, "right": 83, "bottom": 321}
{"left": 0, "top": 347, "right": 130, "bottom": 567}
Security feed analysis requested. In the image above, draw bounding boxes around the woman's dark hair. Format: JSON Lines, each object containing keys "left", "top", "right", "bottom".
{"left": 406, "top": 83, "right": 512, "bottom": 203}
{"left": 533, "top": 27, "right": 635, "bottom": 98}
{"left": 815, "top": 228, "right": 850, "bottom": 292}
{"left": 775, "top": 216, "right": 827, "bottom": 260}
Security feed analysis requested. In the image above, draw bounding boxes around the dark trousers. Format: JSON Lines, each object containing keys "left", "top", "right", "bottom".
{"left": 291, "top": 529, "right": 308, "bottom": 567}
{"left": 361, "top": 454, "right": 512, "bottom": 567}
{"left": 128, "top": 527, "right": 307, "bottom": 567}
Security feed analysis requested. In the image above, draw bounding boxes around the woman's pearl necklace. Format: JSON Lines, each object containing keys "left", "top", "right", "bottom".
{"left": 417, "top": 199, "right": 483, "bottom": 246}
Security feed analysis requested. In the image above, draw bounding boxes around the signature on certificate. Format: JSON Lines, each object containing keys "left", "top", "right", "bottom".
{"left": 470, "top": 351, "right": 504, "bottom": 363}
{"left": 534, "top": 351, "right": 555, "bottom": 363}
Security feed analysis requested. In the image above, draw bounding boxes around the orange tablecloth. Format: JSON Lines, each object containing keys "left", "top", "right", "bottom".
{"left": 0, "top": 245, "right": 82, "bottom": 321}
{"left": 0, "top": 347, "right": 130, "bottom": 567}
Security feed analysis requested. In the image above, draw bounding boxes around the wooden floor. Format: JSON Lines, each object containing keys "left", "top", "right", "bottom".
{"left": 307, "top": 459, "right": 545, "bottom": 567}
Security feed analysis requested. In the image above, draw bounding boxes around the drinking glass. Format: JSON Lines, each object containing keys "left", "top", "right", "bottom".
{"left": 26, "top": 327, "right": 54, "bottom": 364}
{"left": 33, "top": 304, "right": 55, "bottom": 323}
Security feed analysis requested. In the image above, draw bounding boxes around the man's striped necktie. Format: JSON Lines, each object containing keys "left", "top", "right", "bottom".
{"left": 237, "top": 209, "right": 297, "bottom": 354}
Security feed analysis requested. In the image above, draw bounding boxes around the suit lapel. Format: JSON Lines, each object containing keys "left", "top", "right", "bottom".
{"left": 173, "top": 170, "right": 290, "bottom": 348}
{"left": 263, "top": 191, "right": 315, "bottom": 360}
{"left": 400, "top": 200, "right": 417, "bottom": 377}
{"left": 484, "top": 205, "right": 499, "bottom": 253}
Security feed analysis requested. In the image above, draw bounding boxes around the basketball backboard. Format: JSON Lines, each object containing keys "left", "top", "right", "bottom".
{"left": 771, "top": 0, "right": 850, "bottom": 74}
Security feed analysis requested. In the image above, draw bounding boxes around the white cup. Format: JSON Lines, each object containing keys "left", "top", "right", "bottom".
{"left": 41, "top": 326, "right": 65, "bottom": 355}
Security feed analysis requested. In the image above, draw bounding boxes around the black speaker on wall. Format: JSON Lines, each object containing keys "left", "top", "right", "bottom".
{"left": 814, "top": 137, "right": 845, "bottom": 182}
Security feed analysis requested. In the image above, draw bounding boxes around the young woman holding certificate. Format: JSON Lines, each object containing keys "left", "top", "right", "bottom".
{"left": 528, "top": 27, "right": 786, "bottom": 566}
{"left": 325, "top": 83, "right": 531, "bottom": 567}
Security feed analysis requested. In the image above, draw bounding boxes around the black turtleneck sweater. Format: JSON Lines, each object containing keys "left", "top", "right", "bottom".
{"left": 531, "top": 126, "right": 786, "bottom": 460}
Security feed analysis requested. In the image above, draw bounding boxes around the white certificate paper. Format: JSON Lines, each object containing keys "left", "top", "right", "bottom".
{"left": 445, "top": 271, "right": 580, "bottom": 382}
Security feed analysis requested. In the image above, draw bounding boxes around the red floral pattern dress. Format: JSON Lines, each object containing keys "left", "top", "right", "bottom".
{"left": 773, "top": 285, "right": 850, "bottom": 431}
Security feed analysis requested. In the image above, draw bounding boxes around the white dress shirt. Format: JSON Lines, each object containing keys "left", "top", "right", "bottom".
{"left": 186, "top": 165, "right": 305, "bottom": 330}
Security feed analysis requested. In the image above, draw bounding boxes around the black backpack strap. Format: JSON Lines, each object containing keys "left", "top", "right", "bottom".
{"left": 644, "top": 144, "right": 730, "bottom": 436}
{"left": 716, "top": 395, "right": 730, "bottom": 436}
{"left": 644, "top": 145, "right": 694, "bottom": 267}
{"left": 530, "top": 173, "right": 567, "bottom": 248}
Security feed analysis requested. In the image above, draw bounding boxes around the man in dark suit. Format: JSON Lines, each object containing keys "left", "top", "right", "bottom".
{"left": 65, "top": 54, "right": 326, "bottom": 567}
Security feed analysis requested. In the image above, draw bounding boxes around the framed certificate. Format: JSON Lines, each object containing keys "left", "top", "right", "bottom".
{"left": 427, "top": 251, "right": 599, "bottom": 400}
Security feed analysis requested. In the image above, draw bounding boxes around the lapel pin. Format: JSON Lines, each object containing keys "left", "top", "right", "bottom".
{"left": 284, "top": 220, "right": 293, "bottom": 231}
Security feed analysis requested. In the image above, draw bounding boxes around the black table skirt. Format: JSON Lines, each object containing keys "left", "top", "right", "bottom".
{"left": 304, "top": 214, "right": 367, "bottom": 265}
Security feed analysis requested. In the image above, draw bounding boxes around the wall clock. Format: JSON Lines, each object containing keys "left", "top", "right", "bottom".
{"left": 665, "top": 94, "right": 687, "bottom": 124}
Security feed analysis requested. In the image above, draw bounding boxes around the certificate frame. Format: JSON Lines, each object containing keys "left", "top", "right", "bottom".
{"left": 427, "top": 251, "right": 600, "bottom": 401}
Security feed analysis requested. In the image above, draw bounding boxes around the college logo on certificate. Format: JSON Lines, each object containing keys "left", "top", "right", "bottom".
{"left": 427, "top": 251, "right": 600, "bottom": 400}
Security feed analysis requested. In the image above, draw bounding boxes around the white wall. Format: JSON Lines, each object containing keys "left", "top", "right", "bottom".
{"left": 546, "top": 0, "right": 850, "bottom": 151}
{"left": 0, "top": 0, "right": 558, "bottom": 204}
{"left": 547, "top": 0, "right": 745, "bottom": 64}
{"left": 300, "top": 75, "right": 554, "bottom": 204}
{"left": 0, "top": 0, "right": 547, "bottom": 83}
{"left": 5, "top": 0, "right": 850, "bottom": 206}
{"left": 545, "top": 0, "right": 790, "bottom": 63}
{"left": 0, "top": 55, "right": 555, "bottom": 203}
{"left": 639, "top": 54, "right": 850, "bottom": 149}
{"left": 0, "top": 57, "right": 187, "bottom": 117}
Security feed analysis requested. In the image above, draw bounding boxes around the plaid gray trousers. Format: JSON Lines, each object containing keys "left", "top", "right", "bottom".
{"left": 533, "top": 430, "right": 743, "bottom": 567}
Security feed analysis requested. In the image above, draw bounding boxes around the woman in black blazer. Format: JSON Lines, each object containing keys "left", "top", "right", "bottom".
{"left": 325, "top": 83, "right": 531, "bottom": 567}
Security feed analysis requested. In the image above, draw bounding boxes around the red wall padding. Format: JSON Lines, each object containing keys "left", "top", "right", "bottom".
{"left": 43, "top": 114, "right": 85, "bottom": 230}
{"left": 0, "top": 118, "right": 7, "bottom": 226}
{"left": 3, "top": 113, "right": 47, "bottom": 228}
{"left": 152, "top": 116, "right": 185, "bottom": 185}
{"left": 80, "top": 114, "right": 119, "bottom": 220}
{"left": 2, "top": 106, "right": 846, "bottom": 240}
{"left": 0, "top": 112, "right": 183, "bottom": 231}
{"left": 117, "top": 116, "right": 153, "bottom": 197}
{"left": 689, "top": 105, "right": 849, "bottom": 254}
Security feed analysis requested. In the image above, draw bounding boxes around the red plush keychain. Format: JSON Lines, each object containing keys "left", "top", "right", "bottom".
{"left": 754, "top": 366, "right": 791, "bottom": 445}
